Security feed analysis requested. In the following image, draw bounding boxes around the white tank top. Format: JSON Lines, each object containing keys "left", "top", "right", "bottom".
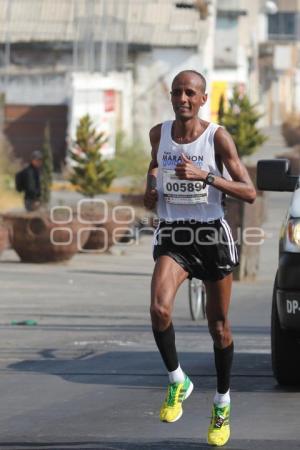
{"left": 156, "top": 120, "right": 224, "bottom": 222}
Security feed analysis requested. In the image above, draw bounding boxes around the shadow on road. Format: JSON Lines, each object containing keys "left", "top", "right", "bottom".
{"left": 0, "top": 440, "right": 211, "bottom": 450}
{"left": 0, "top": 323, "right": 271, "bottom": 335}
{"left": 7, "top": 349, "right": 281, "bottom": 393}
{"left": 0, "top": 439, "right": 297, "bottom": 450}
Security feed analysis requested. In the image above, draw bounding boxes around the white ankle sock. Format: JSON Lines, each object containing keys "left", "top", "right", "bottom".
{"left": 214, "top": 389, "right": 230, "bottom": 407}
{"left": 168, "top": 364, "right": 185, "bottom": 384}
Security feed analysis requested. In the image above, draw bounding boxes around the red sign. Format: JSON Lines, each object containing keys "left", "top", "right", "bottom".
{"left": 104, "top": 90, "right": 116, "bottom": 112}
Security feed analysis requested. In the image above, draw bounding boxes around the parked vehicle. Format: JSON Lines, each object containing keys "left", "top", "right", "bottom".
{"left": 257, "top": 159, "right": 300, "bottom": 385}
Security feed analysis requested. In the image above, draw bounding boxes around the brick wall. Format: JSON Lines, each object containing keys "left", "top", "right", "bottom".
{"left": 4, "top": 105, "right": 68, "bottom": 170}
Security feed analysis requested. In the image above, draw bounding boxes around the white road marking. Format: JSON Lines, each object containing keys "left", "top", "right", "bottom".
{"left": 73, "top": 340, "right": 138, "bottom": 347}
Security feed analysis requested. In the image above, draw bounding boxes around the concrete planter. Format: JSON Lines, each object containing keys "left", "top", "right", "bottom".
{"left": 225, "top": 196, "right": 264, "bottom": 281}
{"left": 82, "top": 210, "right": 135, "bottom": 252}
{"left": 281, "top": 122, "right": 300, "bottom": 147}
{"left": 121, "top": 194, "right": 145, "bottom": 207}
{"left": 276, "top": 148, "right": 300, "bottom": 176}
{"left": 224, "top": 165, "right": 265, "bottom": 281}
{"left": 0, "top": 223, "right": 10, "bottom": 254}
{"left": 4, "top": 212, "right": 90, "bottom": 263}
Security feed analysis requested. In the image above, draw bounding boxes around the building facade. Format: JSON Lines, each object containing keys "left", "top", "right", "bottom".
{"left": 0, "top": 0, "right": 211, "bottom": 166}
{"left": 213, "top": 0, "right": 300, "bottom": 126}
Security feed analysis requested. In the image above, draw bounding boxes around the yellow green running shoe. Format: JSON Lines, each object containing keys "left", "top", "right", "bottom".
{"left": 207, "top": 403, "right": 230, "bottom": 446}
{"left": 159, "top": 375, "right": 193, "bottom": 423}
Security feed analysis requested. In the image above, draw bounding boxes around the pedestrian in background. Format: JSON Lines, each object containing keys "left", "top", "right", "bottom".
{"left": 15, "top": 150, "right": 43, "bottom": 211}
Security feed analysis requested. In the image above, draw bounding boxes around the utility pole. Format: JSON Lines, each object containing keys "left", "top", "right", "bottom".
{"left": 100, "top": 0, "right": 108, "bottom": 75}
{"left": 200, "top": 0, "right": 217, "bottom": 120}
{"left": 4, "top": 0, "right": 12, "bottom": 90}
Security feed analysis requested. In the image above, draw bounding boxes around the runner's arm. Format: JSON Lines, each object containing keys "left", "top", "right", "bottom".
{"left": 175, "top": 127, "right": 256, "bottom": 203}
{"left": 144, "top": 124, "right": 161, "bottom": 210}
{"left": 212, "top": 127, "right": 256, "bottom": 203}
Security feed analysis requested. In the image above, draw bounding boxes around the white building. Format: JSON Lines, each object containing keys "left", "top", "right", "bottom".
{"left": 0, "top": 0, "right": 213, "bottom": 165}
{"left": 257, "top": 0, "right": 300, "bottom": 125}
{"left": 213, "top": 0, "right": 300, "bottom": 126}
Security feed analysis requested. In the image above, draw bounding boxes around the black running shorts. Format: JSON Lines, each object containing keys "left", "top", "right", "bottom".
{"left": 153, "top": 219, "right": 239, "bottom": 282}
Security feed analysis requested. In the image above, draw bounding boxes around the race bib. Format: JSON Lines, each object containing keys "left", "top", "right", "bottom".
{"left": 163, "top": 169, "right": 208, "bottom": 204}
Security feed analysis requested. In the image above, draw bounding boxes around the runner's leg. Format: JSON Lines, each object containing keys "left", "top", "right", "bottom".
{"left": 205, "top": 273, "right": 233, "bottom": 445}
{"left": 151, "top": 255, "right": 193, "bottom": 422}
{"left": 205, "top": 273, "right": 233, "bottom": 391}
{"left": 151, "top": 255, "right": 188, "bottom": 371}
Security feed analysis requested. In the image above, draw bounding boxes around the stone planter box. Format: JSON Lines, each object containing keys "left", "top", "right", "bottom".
{"left": 3, "top": 212, "right": 91, "bottom": 263}
{"left": 281, "top": 122, "right": 300, "bottom": 147}
{"left": 225, "top": 194, "right": 265, "bottom": 281}
{"left": 276, "top": 150, "right": 300, "bottom": 176}
{"left": 224, "top": 164, "right": 266, "bottom": 281}
{"left": 82, "top": 210, "right": 136, "bottom": 252}
{"left": 77, "top": 199, "right": 136, "bottom": 252}
{"left": 121, "top": 194, "right": 145, "bottom": 207}
{"left": 0, "top": 223, "right": 9, "bottom": 255}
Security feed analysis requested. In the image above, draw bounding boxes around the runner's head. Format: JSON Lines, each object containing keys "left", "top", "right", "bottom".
{"left": 171, "top": 71, "right": 207, "bottom": 121}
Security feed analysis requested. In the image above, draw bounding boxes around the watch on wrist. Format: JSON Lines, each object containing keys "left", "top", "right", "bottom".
{"left": 204, "top": 172, "right": 215, "bottom": 186}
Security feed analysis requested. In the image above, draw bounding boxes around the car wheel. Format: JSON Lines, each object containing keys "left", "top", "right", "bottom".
{"left": 271, "top": 273, "right": 300, "bottom": 385}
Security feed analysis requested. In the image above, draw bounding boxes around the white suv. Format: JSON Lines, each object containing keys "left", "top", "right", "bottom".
{"left": 257, "top": 159, "right": 300, "bottom": 386}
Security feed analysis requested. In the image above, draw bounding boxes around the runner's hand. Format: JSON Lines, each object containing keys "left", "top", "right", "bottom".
{"left": 175, "top": 153, "right": 207, "bottom": 180}
{"left": 144, "top": 188, "right": 158, "bottom": 210}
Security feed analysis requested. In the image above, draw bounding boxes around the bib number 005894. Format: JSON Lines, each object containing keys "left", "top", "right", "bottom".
{"left": 163, "top": 169, "right": 208, "bottom": 205}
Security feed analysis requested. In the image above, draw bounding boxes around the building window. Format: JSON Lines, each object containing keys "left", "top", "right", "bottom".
{"left": 268, "top": 12, "right": 296, "bottom": 40}
{"left": 214, "top": 16, "right": 238, "bottom": 68}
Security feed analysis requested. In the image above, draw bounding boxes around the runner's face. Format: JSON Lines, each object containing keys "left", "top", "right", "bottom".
{"left": 171, "top": 74, "right": 207, "bottom": 120}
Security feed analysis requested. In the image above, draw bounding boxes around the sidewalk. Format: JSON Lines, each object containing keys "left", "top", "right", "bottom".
{"left": 246, "top": 125, "right": 289, "bottom": 163}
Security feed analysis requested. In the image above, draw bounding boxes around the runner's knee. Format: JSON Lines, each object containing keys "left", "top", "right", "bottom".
{"left": 150, "top": 301, "right": 172, "bottom": 329}
{"left": 208, "top": 320, "right": 231, "bottom": 348}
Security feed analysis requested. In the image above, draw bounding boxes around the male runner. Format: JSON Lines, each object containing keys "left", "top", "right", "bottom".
{"left": 144, "top": 70, "right": 256, "bottom": 446}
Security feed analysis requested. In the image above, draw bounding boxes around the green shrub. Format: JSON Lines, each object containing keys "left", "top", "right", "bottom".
{"left": 110, "top": 132, "right": 149, "bottom": 193}
{"left": 0, "top": 131, "right": 20, "bottom": 190}
{"left": 219, "top": 87, "right": 267, "bottom": 158}
{"left": 69, "top": 114, "right": 115, "bottom": 197}
{"left": 40, "top": 123, "right": 54, "bottom": 207}
{"left": 0, "top": 132, "right": 20, "bottom": 177}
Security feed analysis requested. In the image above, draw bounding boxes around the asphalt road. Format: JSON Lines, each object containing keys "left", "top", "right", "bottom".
{"left": 0, "top": 188, "right": 299, "bottom": 450}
